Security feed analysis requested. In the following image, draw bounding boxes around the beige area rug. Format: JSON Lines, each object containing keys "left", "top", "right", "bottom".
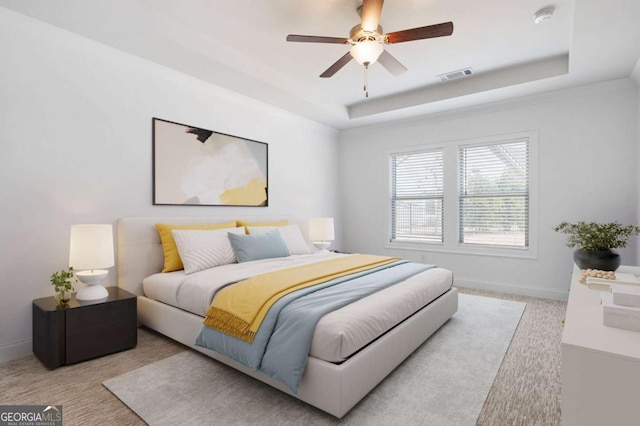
{"left": 104, "top": 294, "right": 525, "bottom": 426}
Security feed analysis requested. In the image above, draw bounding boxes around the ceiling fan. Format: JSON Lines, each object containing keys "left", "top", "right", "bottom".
{"left": 286, "top": 0, "right": 453, "bottom": 95}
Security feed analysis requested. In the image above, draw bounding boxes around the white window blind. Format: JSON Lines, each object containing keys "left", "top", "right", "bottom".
{"left": 391, "top": 150, "right": 443, "bottom": 243}
{"left": 458, "top": 140, "right": 529, "bottom": 247}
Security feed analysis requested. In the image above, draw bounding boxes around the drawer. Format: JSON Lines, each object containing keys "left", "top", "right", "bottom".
{"left": 65, "top": 299, "right": 136, "bottom": 364}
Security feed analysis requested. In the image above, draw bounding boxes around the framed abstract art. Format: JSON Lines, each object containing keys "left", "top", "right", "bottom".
{"left": 152, "top": 118, "right": 268, "bottom": 206}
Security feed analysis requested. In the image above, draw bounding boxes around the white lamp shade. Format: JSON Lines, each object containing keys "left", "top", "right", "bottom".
{"left": 309, "top": 217, "right": 335, "bottom": 242}
{"left": 69, "top": 224, "right": 114, "bottom": 270}
{"left": 350, "top": 40, "right": 384, "bottom": 66}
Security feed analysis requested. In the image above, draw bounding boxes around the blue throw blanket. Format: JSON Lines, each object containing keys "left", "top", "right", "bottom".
{"left": 195, "top": 260, "right": 434, "bottom": 392}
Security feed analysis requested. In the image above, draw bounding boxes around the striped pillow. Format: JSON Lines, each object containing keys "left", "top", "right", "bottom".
{"left": 172, "top": 227, "right": 246, "bottom": 274}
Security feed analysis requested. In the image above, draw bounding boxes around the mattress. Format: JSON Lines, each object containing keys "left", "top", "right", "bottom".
{"left": 143, "top": 252, "right": 452, "bottom": 362}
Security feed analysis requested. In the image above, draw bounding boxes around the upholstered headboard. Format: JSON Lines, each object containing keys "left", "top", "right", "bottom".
{"left": 117, "top": 217, "right": 289, "bottom": 296}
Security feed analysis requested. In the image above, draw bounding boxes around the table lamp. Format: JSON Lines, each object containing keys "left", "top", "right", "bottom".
{"left": 309, "top": 217, "right": 335, "bottom": 250}
{"left": 69, "top": 224, "right": 114, "bottom": 300}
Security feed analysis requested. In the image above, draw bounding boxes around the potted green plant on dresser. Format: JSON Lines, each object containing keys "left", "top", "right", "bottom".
{"left": 554, "top": 221, "right": 640, "bottom": 271}
{"left": 50, "top": 267, "right": 76, "bottom": 307}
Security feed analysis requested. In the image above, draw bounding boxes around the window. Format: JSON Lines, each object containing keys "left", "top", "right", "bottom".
{"left": 459, "top": 140, "right": 529, "bottom": 248}
{"left": 388, "top": 131, "right": 536, "bottom": 258}
{"left": 390, "top": 150, "right": 443, "bottom": 243}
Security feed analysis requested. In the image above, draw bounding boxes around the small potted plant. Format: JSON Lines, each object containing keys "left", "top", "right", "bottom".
{"left": 50, "top": 267, "right": 77, "bottom": 305}
{"left": 554, "top": 221, "right": 640, "bottom": 271}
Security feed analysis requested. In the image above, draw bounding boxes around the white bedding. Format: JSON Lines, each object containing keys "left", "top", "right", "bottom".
{"left": 143, "top": 252, "right": 452, "bottom": 362}
{"left": 143, "top": 252, "right": 344, "bottom": 317}
{"left": 311, "top": 267, "right": 452, "bottom": 362}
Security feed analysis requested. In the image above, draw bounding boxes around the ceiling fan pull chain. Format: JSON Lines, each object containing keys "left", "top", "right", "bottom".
{"left": 364, "top": 65, "right": 369, "bottom": 98}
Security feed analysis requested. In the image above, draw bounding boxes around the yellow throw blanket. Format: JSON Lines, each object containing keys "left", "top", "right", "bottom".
{"left": 203, "top": 254, "right": 399, "bottom": 343}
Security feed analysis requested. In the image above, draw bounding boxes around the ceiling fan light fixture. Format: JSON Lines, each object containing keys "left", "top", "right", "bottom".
{"left": 350, "top": 40, "right": 383, "bottom": 66}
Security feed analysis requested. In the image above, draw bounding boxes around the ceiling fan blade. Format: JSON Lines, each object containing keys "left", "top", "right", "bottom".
{"left": 286, "top": 35, "right": 349, "bottom": 44}
{"left": 360, "top": 0, "right": 384, "bottom": 32}
{"left": 320, "top": 52, "right": 353, "bottom": 78}
{"left": 386, "top": 22, "right": 453, "bottom": 44}
{"left": 377, "top": 50, "right": 407, "bottom": 76}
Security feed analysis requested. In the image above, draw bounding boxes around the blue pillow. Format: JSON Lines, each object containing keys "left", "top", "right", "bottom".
{"left": 228, "top": 230, "right": 291, "bottom": 263}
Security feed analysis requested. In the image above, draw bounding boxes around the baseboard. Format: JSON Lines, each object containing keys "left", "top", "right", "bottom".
{"left": 454, "top": 277, "right": 569, "bottom": 301}
{"left": 0, "top": 339, "right": 33, "bottom": 365}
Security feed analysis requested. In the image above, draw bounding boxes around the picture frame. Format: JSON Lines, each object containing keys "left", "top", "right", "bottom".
{"left": 152, "top": 118, "right": 268, "bottom": 206}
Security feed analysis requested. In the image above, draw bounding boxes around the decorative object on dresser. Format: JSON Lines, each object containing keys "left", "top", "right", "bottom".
{"left": 32, "top": 287, "right": 137, "bottom": 369}
{"left": 581, "top": 270, "right": 640, "bottom": 290}
{"left": 602, "top": 283, "right": 640, "bottom": 331}
{"left": 309, "top": 217, "right": 335, "bottom": 250}
{"left": 49, "top": 267, "right": 77, "bottom": 305}
{"left": 69, "top": 224, "right": 115, "bottom": 300}
{"left": 601, "top": 293, "right": 640, "bottom": 331}
{"left": 611, "top": 284, "right": 640, "bottom": 307}
{"left": 578, "top": 268, "right": 615, "bottom": 284}
{"left": 553, "top": 221, "right": 640, "bottom": 271}
{"left": 152, "top": 118, "right": 268, "bottom": 207}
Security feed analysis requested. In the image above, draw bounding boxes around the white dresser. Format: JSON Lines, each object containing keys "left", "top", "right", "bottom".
{"left": 561, "top": 265, "right": 640, "bottom": 426}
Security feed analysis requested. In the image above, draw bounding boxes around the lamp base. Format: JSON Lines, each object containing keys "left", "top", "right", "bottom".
{"left": 75, "top": 269, "right": 109, "bottom": 301}
{"left": 76, "top": 284, "right": 109, "bottom": 301}
{"left": 313, "top": 241, "right": 332, "bottom": 250}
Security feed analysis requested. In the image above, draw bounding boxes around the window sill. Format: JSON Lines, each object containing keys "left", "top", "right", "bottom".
{"left": 385, "top": 241, "right": 537, "bottom": 260}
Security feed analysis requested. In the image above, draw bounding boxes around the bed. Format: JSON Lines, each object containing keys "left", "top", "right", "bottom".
{"left": 117, "top": 217, "right": 458, "bottom": 418}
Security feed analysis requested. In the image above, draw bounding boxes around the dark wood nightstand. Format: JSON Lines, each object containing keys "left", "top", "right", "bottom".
{"left": 32, "top": 287, "right": 137, "bottom": 368}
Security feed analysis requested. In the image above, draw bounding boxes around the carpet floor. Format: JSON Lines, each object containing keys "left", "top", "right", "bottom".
{"left": 0, "top": 288, "right": 566, "bottom": 425}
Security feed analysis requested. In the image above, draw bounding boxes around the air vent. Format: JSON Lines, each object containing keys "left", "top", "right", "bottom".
{"left": 437, "top": 68, "right": 474, "bottom": 82}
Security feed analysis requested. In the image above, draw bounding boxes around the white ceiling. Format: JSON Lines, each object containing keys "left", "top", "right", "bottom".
{"left": 1, "top": 0, "right": 640, "bottom": 129}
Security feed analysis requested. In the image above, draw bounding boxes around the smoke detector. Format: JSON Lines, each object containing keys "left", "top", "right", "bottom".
{"left": 534, "top": 7, "right": 555, "bottom": 24}
{"left": 437, "top": 68, "right": 474, "bottom": 82}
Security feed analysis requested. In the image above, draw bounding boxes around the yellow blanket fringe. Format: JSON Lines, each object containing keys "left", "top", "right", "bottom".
{"left": 203, "top": 254, "right": 399, "bottom": 343}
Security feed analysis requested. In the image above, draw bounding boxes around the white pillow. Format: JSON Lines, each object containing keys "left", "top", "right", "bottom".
{"left": 247, "top": 224, "right": 311, "bottom": 255}
{"left": 172, "top": 227, "right": 246, "bottom": 274}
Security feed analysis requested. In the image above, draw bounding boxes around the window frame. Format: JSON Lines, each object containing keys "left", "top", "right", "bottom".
{"left": 458, "top": 138, "right": 530, "bottom": 249}
{"left": 386, "top": 131, "right": 538, "bottom": 259}
{"left": 389, "top": 147, "right": 445, "bottom": 244}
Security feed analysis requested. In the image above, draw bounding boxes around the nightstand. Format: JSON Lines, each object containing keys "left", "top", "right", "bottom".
{"left": 32, "top": 287, "right": 137, "bottom": 368}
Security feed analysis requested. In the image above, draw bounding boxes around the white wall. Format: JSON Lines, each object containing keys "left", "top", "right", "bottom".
{"left": 339, "top": 79, "right": 639, "bottom": 301}
{"left": 0, "top": 9, "right": 339, "bottom": 362}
